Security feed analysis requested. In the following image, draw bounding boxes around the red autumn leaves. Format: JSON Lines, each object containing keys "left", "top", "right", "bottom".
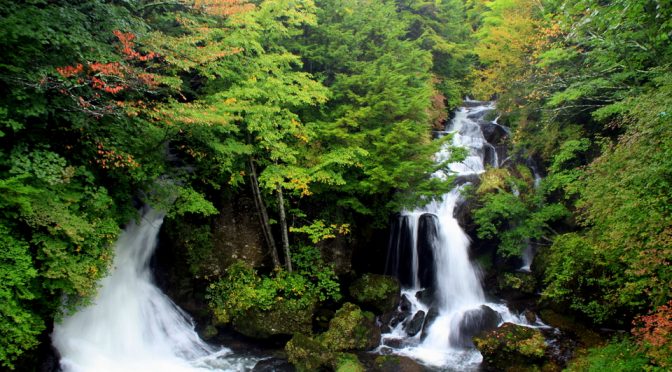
{"left": 54, "top": 31, "right": 159, "bottom": 97}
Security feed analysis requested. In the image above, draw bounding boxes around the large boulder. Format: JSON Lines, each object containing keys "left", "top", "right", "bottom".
{"left": 232, "top": 301, "right": 314, "bottom": 339}
{"left": 450, "top": 305, "right": 502, "bottom": 348}
{"left": 474, "top": 322, "right": 547, "bottom": 371}
{"left": 349, "top": 274, "right": 401, "bottom": 314}
{"left": 321, "top": 303, "right": 381, "bottom": 351}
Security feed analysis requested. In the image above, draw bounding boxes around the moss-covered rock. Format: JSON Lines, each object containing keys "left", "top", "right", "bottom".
{"left": 321, "top": 302, "right": 380, "bottom": 351}
{"left": 474, "top": 322, "right": 547, "bottom": 371}
{"left": 232, "top": 300, "right": 314, "bottom": 338}
{"left": 369, "top": 355, "right": 424, "bottom": 372}
{"left": 349, "top": 274, "right": 400, "bottom": 314}
{"left": 285, "top": 303, "right": 382, "bottom": 371}
{"left": 333, "top": 353, "right": 365, "bottom": 372}
{"left": 285, "top": 333, "right": 331, "bottom": 371}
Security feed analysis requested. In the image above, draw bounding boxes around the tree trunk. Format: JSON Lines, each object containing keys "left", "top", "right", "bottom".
{"left": 248, "top": 158, "right": 280, "bottom": 269}
{"left": 276, "top": 183, "right": 292, "bottom": 272}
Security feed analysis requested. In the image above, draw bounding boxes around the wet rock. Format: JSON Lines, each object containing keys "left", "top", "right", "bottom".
{"left": 404, "top": 310, "right": 426, "bottom": 337}
{"left": 483, "top": 144, "right": 498, "bottom": 168}
{"left": 349, "top": 274, "right": 401, "bottom": 314}
{"left": 417, "top": 214, "right": 438, "bottom": 288}
{"left": 479, "top": 121, "right": 509, "bottom": 145}
{"left": 382, "top": 338, "right": 404, "bottom": 348}
{"left": 370, "top": 355, "right": 425, "bottom": 372}
{"left": 200, "top": 324, "right": 218, "bottom": 340}
{"left": 253, "top": 357, "right": 296, "bottom": 372}
{"left": 420, "top": 306, "right": 440, "bottom": 340}
{"left": 524, "top": 310, "right": 537, "bottom": 324}
{"left": 474, "top": 322, "right": 547, "bottom": 371}
{"left": 399, "top": 294, "right": 412, "bottom": 313}
{"left": 463, "top": 100, "right": 491, "bottom": 108}
{"left": 450, "top": 305, "right": 502, "bottom": 348}
{"left": 467, "top": 108, "right": 494, "bottom": 121}
{"left": 415, "top": 289, "right": 434, "bottom": 307}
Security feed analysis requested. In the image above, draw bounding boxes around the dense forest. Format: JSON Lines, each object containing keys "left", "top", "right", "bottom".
{"left": 0, "top": 0, "right": 670, "bottom": 371}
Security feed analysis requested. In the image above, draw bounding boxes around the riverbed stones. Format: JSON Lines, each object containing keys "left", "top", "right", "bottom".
{"left": 349, "top": 274, "right": 401, "bottom": 314}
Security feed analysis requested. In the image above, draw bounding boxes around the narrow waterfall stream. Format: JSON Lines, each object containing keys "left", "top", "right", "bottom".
{"left": 52, "top": 209, "right": 257, "bottom": 372}
{"left": 380, "top": 101, "right": 538, "bottom": 370}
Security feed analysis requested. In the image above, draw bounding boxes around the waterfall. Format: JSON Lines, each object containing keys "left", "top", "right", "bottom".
{"left": 380, "top": 101, "right": 533, "bottom": 370}
{"left": 52, "top": 208, "right": 256, "bottom": 372}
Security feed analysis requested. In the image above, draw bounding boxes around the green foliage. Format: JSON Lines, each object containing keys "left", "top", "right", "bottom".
{"left": 566, "top": 337, "right": 651, "bottom": 372}
{"left": 206, "top": 246, "right": 340, "bottom": 325}
{"left": 348, "top": 273, "right": 400, "bottom": 314}
{"left": 285, "top": 302, "right": 379, "bottom": 370}
{"left": 473, "top": 167, "right": 568, "bottom": 257}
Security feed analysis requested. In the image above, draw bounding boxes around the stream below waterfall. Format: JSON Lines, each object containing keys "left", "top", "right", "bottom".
{"left": 379, "top": 101, "right": 545, "bottom": 370}
{"left": 52, "top": 209, "right": 260, "bottom": 372}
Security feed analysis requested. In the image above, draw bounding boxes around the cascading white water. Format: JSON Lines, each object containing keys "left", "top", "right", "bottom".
{"left": 380, "top": 102, "right": 536, "bottom": 370}
{"left": 52, "top": 209, "right": 256, "bottom": 372}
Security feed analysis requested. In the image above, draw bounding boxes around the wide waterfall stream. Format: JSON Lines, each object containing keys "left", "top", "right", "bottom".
{"left": 52, "top": 209, "right": 258, "bottom": 372}
{"left": 380, "top": 101, "right": 541, "bottom": 370}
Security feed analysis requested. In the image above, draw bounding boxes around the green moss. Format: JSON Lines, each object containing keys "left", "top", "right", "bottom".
{"left": 320, "top": 302, "right": 380, "bottom": 351}
{"left": 334, "top": 353, "right": 365, "bottom": 372}
{"left": 474, "top": 323, "right": 547, "bottom": 370}
{"left": 285, "top": 303, "right": 381, "bottom": 370}
{"left": 348, "top": 274, "right": 400, "bottom": 314}
{"left": 232, "top": 299, "right": 315, "bottom": 338}
{"left": 285, "top": 333, "right": 331, "bottom": 372}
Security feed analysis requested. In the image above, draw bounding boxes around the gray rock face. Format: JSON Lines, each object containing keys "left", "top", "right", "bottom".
{"left": 450, "top": 305, "right": 502, "bottom": 348}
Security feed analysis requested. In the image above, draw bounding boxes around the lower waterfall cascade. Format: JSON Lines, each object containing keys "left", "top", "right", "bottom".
{"left": 52, "top": 209, "right": 257, "bottom": 372}
{"left": 380, "top": 100, "right": 544, "bottom": 370}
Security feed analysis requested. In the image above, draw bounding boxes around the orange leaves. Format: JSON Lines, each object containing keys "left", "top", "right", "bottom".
{"left": 94, "top": 143, "right": 140, "bottom": 170}
{"left": 112, "top": 30, "right": 158, "bottom": 61}
{"left": 56, "top": 64, "right": 84, "bottom": 78}
{"left": 633, "top": 300, "right": 672, "bottom": 368}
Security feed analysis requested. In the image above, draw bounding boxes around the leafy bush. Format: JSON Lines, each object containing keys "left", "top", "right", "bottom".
{"left": 566, "top": 337, "right": 650, "bottom": 372}
{"left": 206, "top": 246, "right": 341, "bottom": 325}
